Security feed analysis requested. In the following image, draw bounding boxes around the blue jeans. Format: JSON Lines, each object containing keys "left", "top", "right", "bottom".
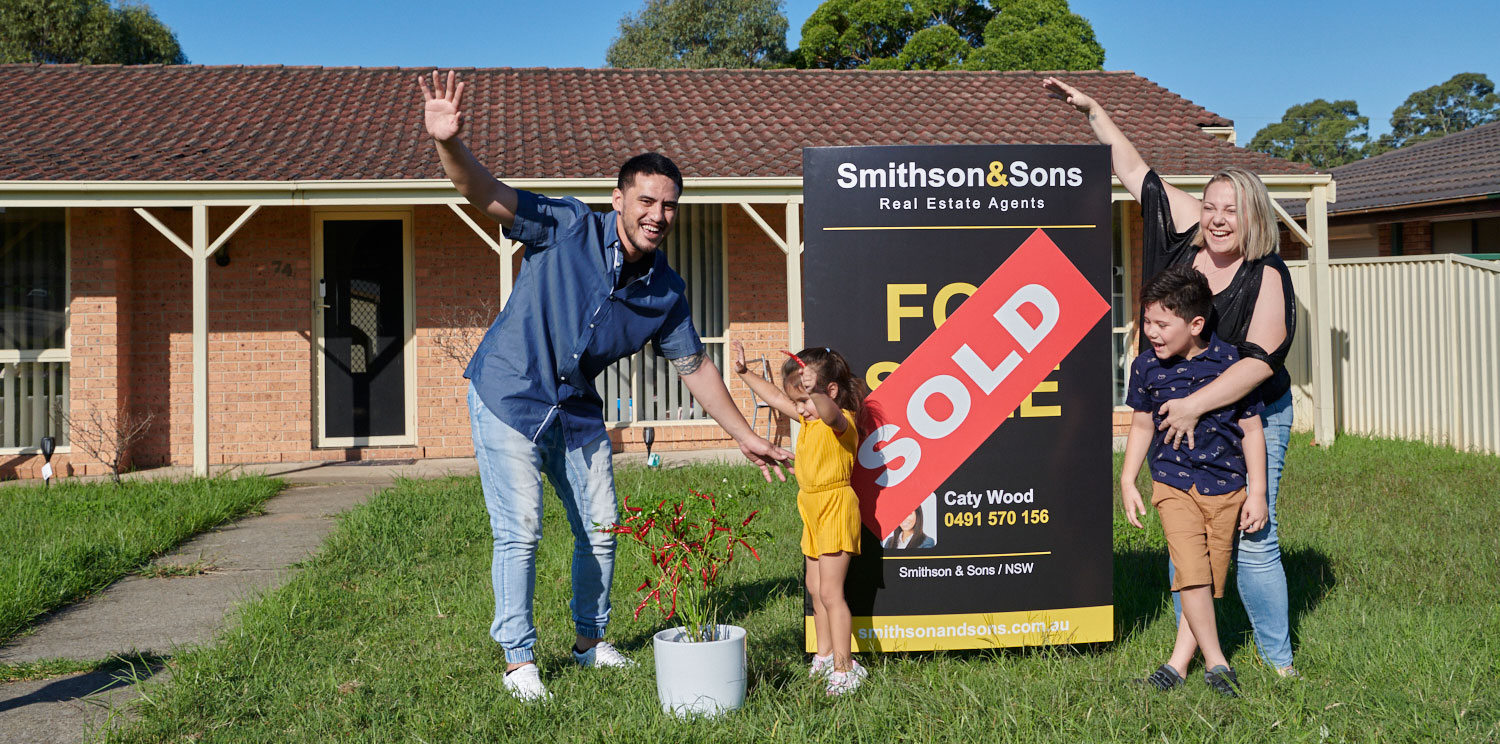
{"left": 469, "top": 383, "right": 617, "bottom": 664}
{"left": 1171, "top": 391, "right": 1294, "bottom": 669}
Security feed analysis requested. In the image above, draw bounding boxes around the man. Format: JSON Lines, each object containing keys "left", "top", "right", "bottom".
{"left": 419, "top": 70, "right": 792, "bottom": 701}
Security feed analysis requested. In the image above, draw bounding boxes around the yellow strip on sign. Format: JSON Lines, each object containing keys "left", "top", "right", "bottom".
{"left": 804, "top": 606, "right": 1114, "bottom": 652}
{"left": 822, "top": 225, "right": 1096, "bottom": 231}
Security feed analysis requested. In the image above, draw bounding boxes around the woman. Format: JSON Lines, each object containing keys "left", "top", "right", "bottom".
{"left": 1045, "top": 77, "right": 1298, "bottom": 677}
{"left": 884, "top": 506, "right": 934, "bottom": 550}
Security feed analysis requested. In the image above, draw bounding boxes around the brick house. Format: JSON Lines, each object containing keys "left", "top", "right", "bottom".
{"left": 0, "top": 66, "right": 1333, "bottom": 479}
{"left": 1281, "top": 120, "right": 1500, "bottom": 260}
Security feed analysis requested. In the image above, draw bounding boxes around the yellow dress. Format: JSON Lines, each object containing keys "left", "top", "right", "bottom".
{"left": 796, "top": 410, "right": 862, "bottom": 557}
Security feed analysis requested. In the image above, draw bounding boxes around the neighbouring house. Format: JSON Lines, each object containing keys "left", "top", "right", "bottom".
{"left": 1281, "top": 119, "right": 1500, "bottom": 259}
{"left": 0, "top": 65, "right": 1333, "bottom": 479}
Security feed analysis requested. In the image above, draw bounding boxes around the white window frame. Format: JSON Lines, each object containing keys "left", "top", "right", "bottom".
{"left": 1, "top": 207, "right": 71, "bottom": 454}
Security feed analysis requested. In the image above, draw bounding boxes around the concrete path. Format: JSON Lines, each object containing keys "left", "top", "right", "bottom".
{"left": 0, "top": 449, "right": 741, "bottom": 743}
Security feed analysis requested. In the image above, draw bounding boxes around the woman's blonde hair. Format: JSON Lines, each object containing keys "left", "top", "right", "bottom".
{"left": 1191, "top": 166, "right": 1280, "bottom": 261}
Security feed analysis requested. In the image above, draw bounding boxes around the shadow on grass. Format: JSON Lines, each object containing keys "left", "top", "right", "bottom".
{"left": 1113, "top": 546, "right": 1171, "bottom": 644}
{"left": 611, "top": 575, "right": 803, "bottom": 653}
{"left": 747, "top": 624, "right": 814, "bottom": 692}
{"left": 0, "top": 653, "right": 168, "bottom": 714}
{"left": 1217, "top": 546, "right": 1336, "bottom": 661}
{"left": 1111, "top": 546, "right": 1336, "bottom": 661}
{"left": 719, "top": 576, "right": 803, "bottom": 626}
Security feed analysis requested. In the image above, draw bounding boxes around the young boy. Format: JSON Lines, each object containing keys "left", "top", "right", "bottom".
{"left": 1121, "top": 265, "right": 1269, "bottom": 698}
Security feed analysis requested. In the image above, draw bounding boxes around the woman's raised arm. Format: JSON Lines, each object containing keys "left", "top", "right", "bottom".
{"left": 1042, "top": 77, "right": 1201, "bottom": 230}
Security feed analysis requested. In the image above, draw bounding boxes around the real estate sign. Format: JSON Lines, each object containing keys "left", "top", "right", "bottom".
{"left": 803, "top": 144, "right": 1114, "bottom": 651}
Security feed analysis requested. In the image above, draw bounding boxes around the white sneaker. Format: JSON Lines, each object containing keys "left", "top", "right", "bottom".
{"left": 503, "top": 664, "right": 551, "bottom": 702}
{"left": 573, "top": 641, "right": 635, "bottom": 668}
{"left": 808, "top": 653, "right": 834, "bottom": 678}
{"left": 825, "top": 659, "right": 868, "bottom": 696}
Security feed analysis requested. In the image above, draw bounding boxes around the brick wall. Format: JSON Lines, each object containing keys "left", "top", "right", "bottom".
{"left": 48, "top": 205, "right": 512, "bottom": 472}
{"left": 413, "top": 204, "right": 501, "bottom": 458}
{"left": 45, "top": 208, "right": 136, "bottom": 477}
{"left": 120, "top": 206, "right": 316, "bottom": 467}
{"left": 720, "top": 203, "right": 799, "bottom": 447}
{"left": 25, "top": 198, "right": 1135, "bottom": 477}
{"left": 1280, "top": 227, "right": 1305, "bottom": 260}
{"left": 1378, "top": 220, "right": 1433, "bottom": 255}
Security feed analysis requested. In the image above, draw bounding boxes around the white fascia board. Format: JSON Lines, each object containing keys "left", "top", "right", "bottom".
{"left": 0, "top": 177, "right": 806, "bottom": 207}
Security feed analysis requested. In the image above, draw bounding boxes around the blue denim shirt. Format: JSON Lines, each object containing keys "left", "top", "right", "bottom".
{"left": 464, "top": 190, "right": 703, "bottom": 450}
{"left": 1125, "top": 333, "right": 1265, "bottom": 496}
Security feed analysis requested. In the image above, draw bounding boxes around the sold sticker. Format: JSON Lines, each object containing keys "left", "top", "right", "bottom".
{"left": 853, "top": 229, "right": 1110, "bottom": 537}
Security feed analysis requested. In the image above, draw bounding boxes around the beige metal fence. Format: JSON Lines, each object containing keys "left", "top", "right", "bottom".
{"left": 1285, "top": 254, "right": 1500, "bottom": 454}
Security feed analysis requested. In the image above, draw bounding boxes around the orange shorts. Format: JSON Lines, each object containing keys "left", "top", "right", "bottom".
{"left": 1151, "top": 482, "right": 1246, "bottom": 597}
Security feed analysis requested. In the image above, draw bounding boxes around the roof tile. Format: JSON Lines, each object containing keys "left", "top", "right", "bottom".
{"left": 1321, "top": 120, "right": 1500, "bottom": 214}
{"left": 0, "top": 65, "right": 1313, "bottom": 182}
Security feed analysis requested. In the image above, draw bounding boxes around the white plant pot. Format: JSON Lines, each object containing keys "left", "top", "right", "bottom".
{"left": 652, "top": 624, "right": 748, "bottom": 718}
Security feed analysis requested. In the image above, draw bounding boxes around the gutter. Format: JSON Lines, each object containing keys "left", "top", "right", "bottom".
{"left": 1285, "top": 191, "right": 1500, "bottom": 222}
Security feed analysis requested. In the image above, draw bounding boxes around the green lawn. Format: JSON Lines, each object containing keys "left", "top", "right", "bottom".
{"left": 108, "top": 436, "right": 1499, "bottom": 743}
{"left": 0, "top": 476, "right": 282, "bottom": 646}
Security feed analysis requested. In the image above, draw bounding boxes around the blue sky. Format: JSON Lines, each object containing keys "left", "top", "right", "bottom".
{"left": 147, "top": 0, "right": 1497, "bottom": 140}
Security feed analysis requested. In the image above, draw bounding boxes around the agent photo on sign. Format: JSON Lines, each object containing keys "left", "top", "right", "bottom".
{"left": 883, "top": 494, "right": 937, "bottom": 550}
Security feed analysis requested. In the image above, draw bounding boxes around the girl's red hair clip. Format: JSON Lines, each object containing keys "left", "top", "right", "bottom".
{"left": 780, "top": 350, "right": 806, "bottom": 368}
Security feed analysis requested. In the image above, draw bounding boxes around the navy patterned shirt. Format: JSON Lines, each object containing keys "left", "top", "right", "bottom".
{"left": 1125, "top": 334, "right": 1264, "bottom": 495}
{"left": 465, "top": 190, "right": 703, "bottom": 450}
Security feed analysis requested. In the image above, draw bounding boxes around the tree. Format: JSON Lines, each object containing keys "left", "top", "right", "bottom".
{"left": 430, "top": 296, "right": 500, "bottom": 370}
{"left": 606, "top": 0, "right": 790, "bottom": 69}
{"left": 1249, "top": 99, "right": 1369, "bottom": 169}
{"left": 1370, "top": 72, "right": 1500, "bottom": 154}
{"left": 56, "top": 398, "right": 155, "bottom": 485}
{"left": 0, "top": 0, "right": 186, "bottom": 65}
{"left": 796, "top": 0, "right": 1103, "bottom": 72}
{"left": 965, "top": 0, "right": 1103, "bottom": 71}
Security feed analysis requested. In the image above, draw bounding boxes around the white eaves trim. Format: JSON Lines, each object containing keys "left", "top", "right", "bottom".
{"left": 0, "top": 173, "right": 1333, "bottom": 208}
{"left": 0, "top": 177, "right": 806, "bottom": 207}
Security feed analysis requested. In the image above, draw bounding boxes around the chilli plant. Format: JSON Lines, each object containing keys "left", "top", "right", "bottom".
{"left": 602, "top": 488, "right": 769, "bottom": 643}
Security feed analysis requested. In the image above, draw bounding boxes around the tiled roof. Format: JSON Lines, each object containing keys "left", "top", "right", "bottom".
{"left": 0, "top": 65, "right": 1315, "bottom": 182}
{"left": 1301, "top": 120, "right": 1500, "bottom": 216}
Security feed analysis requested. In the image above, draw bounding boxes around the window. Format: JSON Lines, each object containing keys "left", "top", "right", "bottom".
{"left": 600, "top": 203, "right": 725, "bottom": 424}
{"left": 1434, "top": 216, "right": 1500, "bottom": 255}
{"left": 1, "top": 207, "right": 69, "bottom": 450}
{"left": 1111, "top": 203, "right": 1133, "bottom": 407}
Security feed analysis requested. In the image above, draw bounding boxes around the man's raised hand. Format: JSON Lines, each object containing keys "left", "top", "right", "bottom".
{"left": 730, "top": 340, "right": 750, "bottom": 375}
{"left": 419, "top": 70, "right": 465, "bottom": 142}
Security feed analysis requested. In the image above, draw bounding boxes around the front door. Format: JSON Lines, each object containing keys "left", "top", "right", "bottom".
{"left": 314, "top": 212, "right": 414, "bottom": 447}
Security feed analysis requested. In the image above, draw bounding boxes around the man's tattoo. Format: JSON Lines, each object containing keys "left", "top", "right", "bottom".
{"left": 670, "top": 350, "right": 708, "bottom": 376}
{"left": 1088, "top": 112, "right": 1097, "bottom": 122}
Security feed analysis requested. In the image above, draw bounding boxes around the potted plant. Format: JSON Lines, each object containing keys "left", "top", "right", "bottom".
{"left": 603, "top": 488, "right": 767, "bottom": 718}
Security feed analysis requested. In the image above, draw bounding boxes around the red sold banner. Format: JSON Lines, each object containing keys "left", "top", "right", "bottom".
{"left": 853, "top": 228, "right": 1110, "bottom": 537}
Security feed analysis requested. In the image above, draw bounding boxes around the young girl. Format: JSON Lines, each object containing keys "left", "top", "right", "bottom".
{"left": 732, "top": 341, "right": 869, "bottom": 696}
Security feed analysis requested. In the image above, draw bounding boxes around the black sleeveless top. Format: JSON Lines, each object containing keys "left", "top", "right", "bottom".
{"left": 1138, "top": 170, "right": 1296, "bottom": 405}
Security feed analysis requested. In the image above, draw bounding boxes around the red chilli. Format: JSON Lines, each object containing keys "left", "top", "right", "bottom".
{"left": 734, "top": 538, "right": 761, "bottom": 560}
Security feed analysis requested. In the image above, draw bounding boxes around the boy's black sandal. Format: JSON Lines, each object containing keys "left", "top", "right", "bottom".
{"left": 1204, "top": 665, "right": 1240, "bottom": 698}
{"left": 1133, "top": 664, "right": 1185, "bottom": 691}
